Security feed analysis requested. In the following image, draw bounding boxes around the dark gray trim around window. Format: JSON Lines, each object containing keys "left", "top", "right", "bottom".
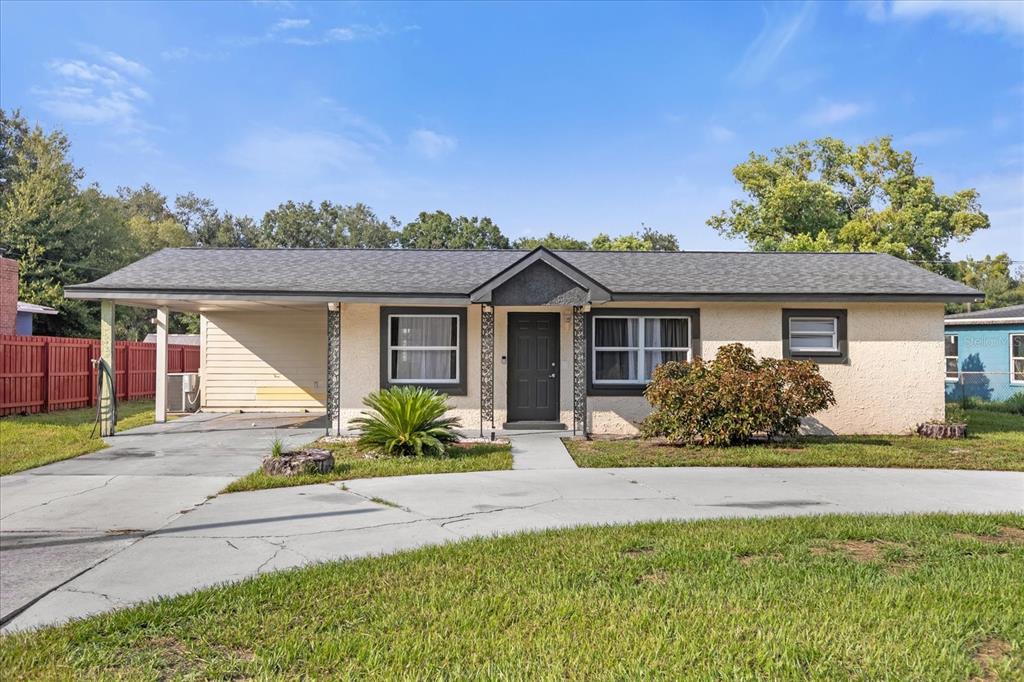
{"left": 782, "top": 308, "right": 848, "bottom": 364}
{"left": 379, "top": 306, "right": 468, "bottom": 395}
{"left": 586, "top": 308, "right": 701, "bottom": 397}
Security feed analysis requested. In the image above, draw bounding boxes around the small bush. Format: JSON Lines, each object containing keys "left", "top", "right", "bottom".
{"left": 641, "top": 343, "right": 836, "bottom": 446}
{"left": 955, "top": 393, "right": 1024, "bottom": 416}
{"left": 270, "top": 437, "right": 284, "bottom": 458}
{"left": 349, "top": 386, "right": 461, "bottom": 457}
{"left": 943, "top": 404, "right": 967, "bottom": 425}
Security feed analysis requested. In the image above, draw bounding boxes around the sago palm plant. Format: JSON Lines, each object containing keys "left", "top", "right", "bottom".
{"left": 349, "top": 386, "right": 461, "bottom": 457}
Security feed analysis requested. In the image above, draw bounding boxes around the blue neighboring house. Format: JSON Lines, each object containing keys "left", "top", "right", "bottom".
{"left": 944, "top": 303, "right": 1024, "bottom": 402}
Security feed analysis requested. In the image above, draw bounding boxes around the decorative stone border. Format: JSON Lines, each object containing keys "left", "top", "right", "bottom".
{"left": 262, "top": 448, "right": 335, "bottom": 476}
{"left": 916, "top": 423, "right": 967, "bottom": 439}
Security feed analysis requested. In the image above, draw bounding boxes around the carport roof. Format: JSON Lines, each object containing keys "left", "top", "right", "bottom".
{"left": 64, "top": 246, "right": 982, "bottom": 303}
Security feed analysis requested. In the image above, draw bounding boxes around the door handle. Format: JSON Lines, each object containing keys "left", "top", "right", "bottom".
{"left": 549, "top": 373, "right": 557, "bottom": 379}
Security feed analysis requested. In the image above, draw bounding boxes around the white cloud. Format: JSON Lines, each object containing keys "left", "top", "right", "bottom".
{"left": 801, "top": 99, "right": 869, "bottom": 126}
{"left": 408, "top": 129, "right": 457, "bottom": 159}
{"left": 271, "top": 18, "right": 310, "bottom": 31}
{"left": 79, "top": 45, "right": 150, "bottom": 78}
{"left": 855, "top": 1, "right": 1024, "bottom": 37}
{"left": 707, "top": 125, "right": 737, "bottom": 143}
{"left": 36, "top": 48, "right": 157, "bottom": 151}
{"left": 899, "top": 128, "right": 964, "bottom": 147}
{"left": 161, "top": 46, "right": 215, "bottom": 61}
{"left": 732, "top": 2, "right": 816, "bottom": 84}
{"left": 224, "top": 129, "right": 375, "bottom": 177}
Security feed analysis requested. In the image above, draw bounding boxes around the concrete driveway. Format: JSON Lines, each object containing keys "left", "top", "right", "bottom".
{"left": 2, "top": 418, "right": 1022, "bottom": 632}
{"left": 0, "top": 412, "right": 324, "bottom": 628}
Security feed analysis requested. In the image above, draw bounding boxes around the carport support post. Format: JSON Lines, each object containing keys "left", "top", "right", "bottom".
{"left": 100, "top": 300, "right": 116, "bottom": 437}
{"left": 155, "top": 306, "right": 169, "bottom": 423}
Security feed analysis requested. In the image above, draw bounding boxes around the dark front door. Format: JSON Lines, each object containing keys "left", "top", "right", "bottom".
{"left": 507, "top": 313, "right": 560, "bottom": 422}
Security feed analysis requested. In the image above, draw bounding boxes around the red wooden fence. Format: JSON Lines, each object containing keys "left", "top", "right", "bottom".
{"left": 0, "top": 335, "right": 200, "bottom": 416}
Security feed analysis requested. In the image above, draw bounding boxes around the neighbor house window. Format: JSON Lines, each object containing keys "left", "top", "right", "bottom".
{"left": 592, "top": 315, "right": 690, "bottom": 384}
{"left": 379, "top": 307, "right": 468, "bottom": 394}
{"left": 1012, "top": 334, "right": 1024, "bottom": 385}
{"left": 945, "top": 334, "right": 959, "bottom": 381}
{"left": 782, "top": 309, "right": 848, "bottom": 363}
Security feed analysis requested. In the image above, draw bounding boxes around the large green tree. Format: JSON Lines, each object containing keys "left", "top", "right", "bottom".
{"left": 951, "top": 254, "right": 1024, "bottom": 312}
{"left": 708, "top": 136, "right": 989, "bottom": 270}
{"left": 258, "top": 200, "right": 398, "bottom": 248}
{"left": 400, "top": 211, "right": 509, "bottom": 249}
{"left": 512, "top": 226, "right": 679, "bottom": 251}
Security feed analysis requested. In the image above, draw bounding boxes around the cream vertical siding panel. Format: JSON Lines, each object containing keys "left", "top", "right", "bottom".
{"left": 202, "top": 309, "right": 327, "bottom": 411}
{"left": 588, "top": 301, "right": 945, "bottom": 435}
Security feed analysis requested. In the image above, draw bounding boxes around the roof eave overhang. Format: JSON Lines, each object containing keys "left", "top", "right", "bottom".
{"left": 63, "top": 287, "right": 471, "bottom": 306}
{"left": 469, "top": 247, "right": 612, "bottom": 304}
{"left": 606, "top": 292, "right": 983, "bottom": 303}
{"left": 944, "top": 317, "right": 1024, "bottom": 326}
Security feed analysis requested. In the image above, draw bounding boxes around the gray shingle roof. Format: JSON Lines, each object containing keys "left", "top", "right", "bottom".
{"left": 66, "top": 247, "right": 981, "bottom": 301}
{"left": 945, "top": 303, "right": 1024, "bottom": 322}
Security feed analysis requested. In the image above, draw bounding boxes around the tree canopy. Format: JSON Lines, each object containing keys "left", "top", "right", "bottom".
{"left": 708, "top": 136, "right": 990, "bottom": 270}
{"left": 513, "top": 226, "right": 678, "bottom": 252}
{"left": 399, "top": 211, "right": 509, "bottom": 250}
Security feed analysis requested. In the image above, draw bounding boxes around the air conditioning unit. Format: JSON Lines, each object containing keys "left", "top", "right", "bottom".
{"left": 167, "top": 373, "right": 200, "bottom": 413}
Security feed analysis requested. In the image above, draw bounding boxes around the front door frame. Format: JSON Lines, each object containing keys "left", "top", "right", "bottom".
{"left": 506, "top": 311, "right": 560, "bottom": 422}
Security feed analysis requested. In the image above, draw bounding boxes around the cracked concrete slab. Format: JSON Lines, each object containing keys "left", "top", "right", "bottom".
{"left": 0, "top": 412, "right": 323, "bottom": 627}
{"left": 4, "top": 441, "right": 1022, "bottom": 633}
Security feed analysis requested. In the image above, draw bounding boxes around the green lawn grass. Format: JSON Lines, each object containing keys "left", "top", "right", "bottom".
{"left": 566, "top": 409, "right": 1024, "bottom": 471}
{"left": 222, "top": 440, "right": 513, "bottom": 493}
{"left": 1, "top": 513, "right": 1021, "bottom": 679}
{"left": 0, "top": 401, "right": 156, "bottom": 476}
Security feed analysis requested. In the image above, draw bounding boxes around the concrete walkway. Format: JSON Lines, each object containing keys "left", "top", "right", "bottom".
{"left": 4, "top": 459, "right": 1022, "bottom": 632}
{"left": 508, "top": 431, "right": 578, "bottom": 470}
{"left": 0, "top": 412, "right": 324, "bottom": 628}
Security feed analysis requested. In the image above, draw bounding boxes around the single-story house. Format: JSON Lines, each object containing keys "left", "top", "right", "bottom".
{"left": 15, "top": 301, "right": 59, "bottom": 335}
{"left": 143, "top": 333, "right": 200, "bottom": 346}
{"left": 65, "top": 247, "right": 981, "bottom": 436}
{"left": 944, "top": 303, "right": 1024, "bottom": 403}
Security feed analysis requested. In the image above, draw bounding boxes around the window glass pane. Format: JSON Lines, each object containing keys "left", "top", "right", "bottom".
{"left": 644, "top": 318, "right": 687, "bottom": 348}
{"left": 643, "top": 350, "right": 687, "bottom": 380}
{"left": 791, "top": 334, "right": 836, "bottom": 350}
{"left": 945, "top": 358, "right": 959, "bottom": 378}
{"left": 945, "top": 334, "right": 958, "bottom": 357}
{"left": 1014, "top": 358, "right": 1024, "bottom": 381}
{"left": 595, "top": 350, "right": 638, "bottom": 381}
{"left": 595, "top": 318, "right": 638, "bottom": 347}
{"left": 391, "top": 316, "right": 456, "bottom": 347}
{"left": 791, "top": 319, "right": 836, "bottom": 334}
{"left": 391, "top": 349, "right": 456, "bottom": 381}
{"left": 1012, "top": 335, "right": 1024, "bottom": 358}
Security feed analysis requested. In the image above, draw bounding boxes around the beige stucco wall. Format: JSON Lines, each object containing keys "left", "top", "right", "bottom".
{"left": 587, "top": 301, "right": 946, "bottom": 435}
{"left": 200, "top": 309, "right": 327, "bottom": 412}
{"left": 333, "top": 303, "right": 575, "bottom": 434}
{"left": 201, "top": 300, "right": 945, "bottom": 435}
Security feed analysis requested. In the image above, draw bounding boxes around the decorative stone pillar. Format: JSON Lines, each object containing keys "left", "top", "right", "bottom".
{"left": 326, "top": 303, "right": 341, "bottom": 436}
{"left": 480, "top": 304, "right": 495, "bottom": 437}
{"left": 572, "top": 305, "right": 587, "bottom": 437}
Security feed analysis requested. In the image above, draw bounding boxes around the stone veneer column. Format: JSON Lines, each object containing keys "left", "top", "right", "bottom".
{"left": 326, "top": 303, "right": 341, "bottom": 436}
{"left": 480, "top": 304, "right": 495, "bottom": 437}
{"left": 572, "top": 305, "right": 587, "bottom": 437}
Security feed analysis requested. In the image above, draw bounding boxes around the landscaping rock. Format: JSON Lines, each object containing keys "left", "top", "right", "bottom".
{"left": 261, "top": 448, "right": 334, "bottom": 476}
{"left": 916, "top": 423, "right": 967, "bottom": 439}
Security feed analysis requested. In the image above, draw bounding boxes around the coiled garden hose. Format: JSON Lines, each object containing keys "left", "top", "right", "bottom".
{"left": 90, "top": 358, "right": 118, "bottom": 438}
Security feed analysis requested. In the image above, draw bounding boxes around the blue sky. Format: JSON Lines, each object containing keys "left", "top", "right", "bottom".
{"left": 2, "top": 0, "right": 1022, "bottom": 259}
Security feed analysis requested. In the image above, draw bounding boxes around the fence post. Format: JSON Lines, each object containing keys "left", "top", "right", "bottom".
{"left": 41, "top": 338, "right": 50, "bottom": 412}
